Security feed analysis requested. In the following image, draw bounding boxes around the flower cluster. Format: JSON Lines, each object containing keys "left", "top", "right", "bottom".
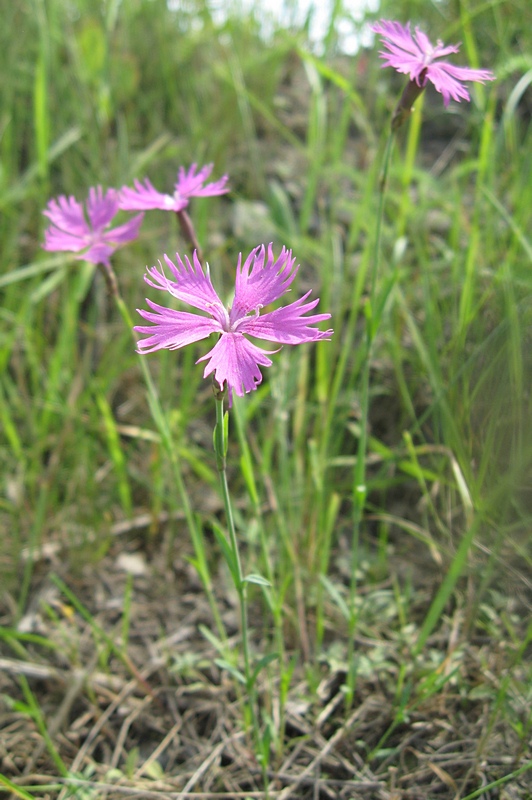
{"left": 42, "top": 164, "right": 229, "bottom": 269}
{"left": 41, "top": 19, "right": 494, "bottom": 399}
{"left": 42, "top": 165, "right": 331, "bottom": 401}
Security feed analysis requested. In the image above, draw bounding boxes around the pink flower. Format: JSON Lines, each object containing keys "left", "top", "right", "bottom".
{"left": 372, "top": 19, "right": 495, "bottom": 106}
{"left": 136, "top": 244, "right": 333, "bottom": 405}
{"left": 42, "top": 187, "right": 144, "bottom": 268}
{"left": 119, "top": 163, "right": 229, "bottom": 213}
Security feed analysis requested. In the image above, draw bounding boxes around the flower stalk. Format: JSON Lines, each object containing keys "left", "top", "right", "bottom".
{"left": 177, "top": 208, "right": 203, "bottom": 261}
{"left": 391, "top": 75, "right": 426, "bottom": 130}
{"left": 346, "top": 131, "right": 394, "bottom": 707}
{"left": 213, "top": 389, "right": 260, "bottom": 746}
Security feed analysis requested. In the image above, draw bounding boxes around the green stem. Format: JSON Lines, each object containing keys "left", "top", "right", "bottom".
{"left": 345, "top": 132, "right": 394, "bottom": 705}
{"left": 214, "top": 395, "right": 259, "bottom": 744}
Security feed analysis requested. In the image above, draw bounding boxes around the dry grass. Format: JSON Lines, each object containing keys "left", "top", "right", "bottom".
{"left": 1, "top": 528, "right": 530, "bottom": 799}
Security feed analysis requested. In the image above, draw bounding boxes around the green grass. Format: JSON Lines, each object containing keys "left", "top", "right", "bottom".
{"left": 1, "top": 0, "right": 531, "bottom": 797}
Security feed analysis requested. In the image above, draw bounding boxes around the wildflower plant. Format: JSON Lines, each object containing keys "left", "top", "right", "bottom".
{"left": 339, "top": 20, "right": 496, "bottom": 705}
{"left": 135, "top": 242, "right": 332, "bottom": 752}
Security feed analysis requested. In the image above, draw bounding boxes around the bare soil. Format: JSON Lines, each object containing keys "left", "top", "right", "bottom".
{"left": 1, "top": 520, "right": 530, "bottom": 799}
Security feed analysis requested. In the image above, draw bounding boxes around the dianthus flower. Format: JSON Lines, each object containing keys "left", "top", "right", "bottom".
{"left": 119, "top": 163, "right": 229, "bottom": 213}
{"left": 136, "top": 244, "right": 333, "bottom": 405}
{"left": 42, "top": 187, "right": 144, "bottom": 268}
{"left": 372, "top": 19, "right": 495, "bottom": 126}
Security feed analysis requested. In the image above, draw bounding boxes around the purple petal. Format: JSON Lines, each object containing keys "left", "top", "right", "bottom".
{"left": 102, "top": 212, "right": 144, "bottom": 246}
{"left": 231, "top": 244, "right": 299, "bottom": 321}
{"left": 440, "top": 63, "right": 495, "bottom": 83}
{"left": 427, "top": 38, "right": 461, "bottom": 60}
{"left": 78, "top": 242, "right": 115, "bottom": 267}
{"left": 86, "top": 186, "right": 120, "bottom": 230}
{"left": 239, "top": 291, "right": 333, "bottom": 344}
{"left": 198, "top": 332, "right": 275, "bottom": 404}
{"left": 428, "top": 62, "right": 495, "bottom": 104}
{"left": 144, "top": 252, "right": 226, "bottom": 320}
{"left": 372, "top": 20, "right": 422, "bottom": 59}
{"left": 378, "top": 52, "right": 428, "bottom": 82}
{"left": 426, "top": 63, "right": 471, "bottom": 104}
{"left": 176, "top": 163, "right": 229, "bottom": 198}
{"left": 42, "top": 195, "right": 90, "bottom": 238}
{"left": 43, "top": 227, "right": 87, "bottom": 253}
{"left": 119, "top": 178, "right": 178, "bottom": 211}
{"left": 135, "top": 300, "right": 219, "bottom": 353}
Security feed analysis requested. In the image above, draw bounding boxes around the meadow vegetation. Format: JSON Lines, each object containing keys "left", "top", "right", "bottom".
{"left": 0, "top": 0, "right": 531, "bottom": 797}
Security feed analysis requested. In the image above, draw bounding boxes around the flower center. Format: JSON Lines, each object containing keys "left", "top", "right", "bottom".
{"left": 226, "top": 304, "right": 262, "bottom": 333}
{"left": 163, "top": 192, "right": 182, "bottom": 209}
{"left": 421, "top": 46, "right": 435, "bottom": 68}
{"left": 85, "top": 228, "right": 101, "bottom": 246}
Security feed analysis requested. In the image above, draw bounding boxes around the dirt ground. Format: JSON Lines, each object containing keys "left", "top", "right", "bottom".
{"left": 1, "top": 517, "right": 531, "bottom": 799}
